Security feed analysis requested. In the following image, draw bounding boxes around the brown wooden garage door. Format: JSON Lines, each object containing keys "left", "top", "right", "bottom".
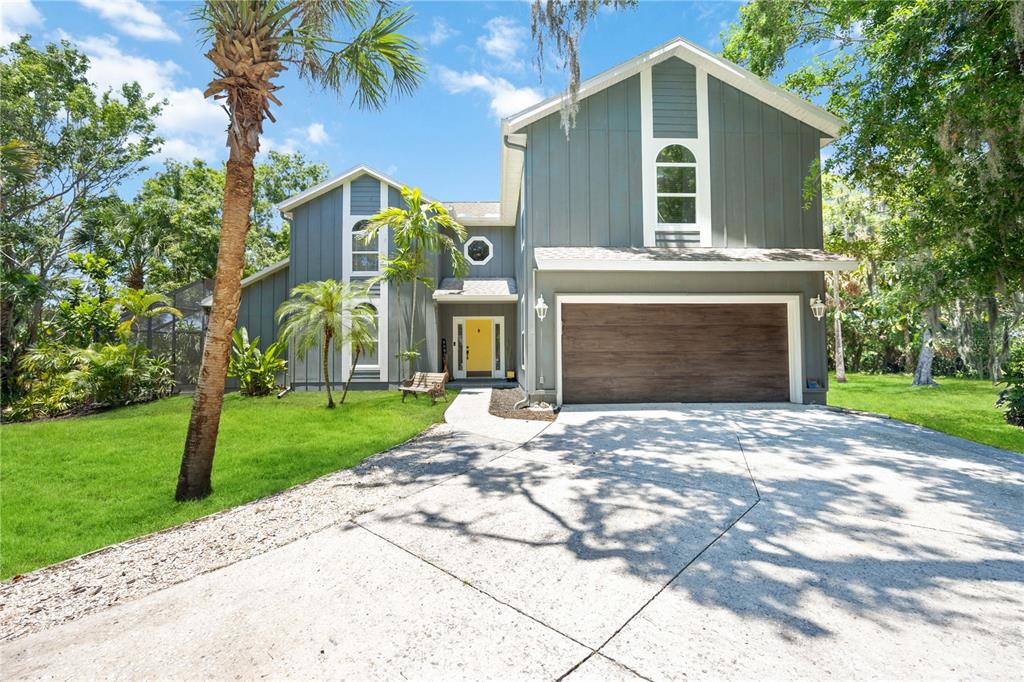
{"left": 561, "top": 303, "right": 790, "bottom": 403}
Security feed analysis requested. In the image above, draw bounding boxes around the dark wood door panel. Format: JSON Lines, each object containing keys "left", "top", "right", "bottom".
{"left": 561, "top": 303, "right": 790, "bottom": 403}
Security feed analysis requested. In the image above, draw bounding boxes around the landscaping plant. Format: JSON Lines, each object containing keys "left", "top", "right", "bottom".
{"left": 176, "top": 0, "right": 423, "bottom": 502}
{"left": 227, "top": 327, "right": 287, "bottom": 397}
{"left": 363, "top": 186, "right": 468, "bottom": 379}
{"left": 276, "top": 279, "right": 374, "bottom": 409}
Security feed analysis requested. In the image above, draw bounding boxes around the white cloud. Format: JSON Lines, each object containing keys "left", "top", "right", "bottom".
{"left": 76, "top": 0, "right": 179, "bottom": 42}
{"left": 437, "top": 66, "right": 544, "bottom": 119}
{"left": 67, "top": 34, "right": 225, "bottom": 136}
{"left": 477, "top": 16, "right": 526, "bottom": 68}
{"left": 158, "top": 137, "right": 215, "bottom": 163}
{"left": 60, "top": 33, "right": 225, "bottom": 164}
{"left": 259, "top": 136, "right": 298, "bottom": 157}
{"left": 305, "top": 122, "right": 329, "bottom": 145}
{"left": 0, "top": 0, "right": 44, "bottom": 44}
{"left": 424, "top": 17, "right": 457, "bottom": 47}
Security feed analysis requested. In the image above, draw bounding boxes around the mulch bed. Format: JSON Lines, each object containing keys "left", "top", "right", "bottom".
{"left": 489, "top": 387, "right": 557, "bottom": 422}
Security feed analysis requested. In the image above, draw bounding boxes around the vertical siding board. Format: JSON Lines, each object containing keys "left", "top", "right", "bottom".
{"left": 569, "top": 113, "right": 590, "bottom": 245}
{"left": 530, "top": 118, "right": 550, "bottom": 246}
{"left": 708, "top": 78, "right": 726, "bottom": 247}
{"left": 588, "top": 127, "right": 611, "bottom": 246}
{"left": 549, "top": 124, "right": 569, "bottom": 245}
{"left": 762, "top": 107, "right": 784, "bottom": 247}
{"left": 781, "top": 114, "right": 802, "bottom": 246}
{"left": 744, "top": 94, "right": 765, "bottom": 247}
{"left": 626, "top": 75, "right": 643, "bottom": 246}
{"left": 608, "top": 128, "right": 629, "bottom": 246}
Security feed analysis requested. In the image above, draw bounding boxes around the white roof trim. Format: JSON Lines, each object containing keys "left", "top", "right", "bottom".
{"left": 504, "top": 36, "right": 845, "bottom": 141}
{"left": 434, "top": 294, "right": 518, "bottom": 303}
{"left": 534, "top": 248, "right": 857, "bottom": 273}
{"left": 200, "top": 258, "right": 289, "bottom": 307}
{"left": 276, "top": 164, "right": 436, "bottom": 214}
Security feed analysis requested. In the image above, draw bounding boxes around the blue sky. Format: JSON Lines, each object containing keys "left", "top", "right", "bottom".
{"left": 1, "top": 1, "right": 802, "bottom": 201}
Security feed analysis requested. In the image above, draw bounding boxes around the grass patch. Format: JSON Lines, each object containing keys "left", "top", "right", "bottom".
{"left": 828, "top": 373, "right": 1022, "bottom": 453}
{"left": 1, "top": 390, "right": 452, "bottom": 579}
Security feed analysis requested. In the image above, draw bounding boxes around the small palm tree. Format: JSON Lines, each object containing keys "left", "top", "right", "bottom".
{"left": 116, "top": 289, "right": 183, "bottom": 342}
{"left": 276, "top": 279, "right": 370, "bottom": 408}
{"left": 74, "top": 200, "right": 169, "bottom": 290}
{"left": 177, "top": 0, "right": 422, "bottom": 501}
{"left": 363, "top": 186, "right": 468, "bottom": 378}
{"left": 339, "top": 302, "right": 377, "bottom": 405}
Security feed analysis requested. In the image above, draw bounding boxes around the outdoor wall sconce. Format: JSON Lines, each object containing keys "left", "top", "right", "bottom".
{"left": 534, "top": 295, "right": 548, "bottom": 321}
{"left": 809, "top": 295, "right": 826, "bottom": 320}
{"left": 535, "top": 295, "right": 548, "bottom": 386}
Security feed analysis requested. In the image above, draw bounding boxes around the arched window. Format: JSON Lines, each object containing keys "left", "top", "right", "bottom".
{"left": 655, "top": 144, "right": 697, "bottom": 225}
{"left": 351, "top": 219, "right": 379, "bottom": 273}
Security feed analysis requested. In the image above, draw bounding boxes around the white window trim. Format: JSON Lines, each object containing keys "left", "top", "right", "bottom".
{"left": 464, "top": 236, "right": 495, "bottom": 266}
{"left": 641, "top": 65, "right": 711, "bottom": 247}
{"left": 452, "top": 315, "right": 505, "bottom": 380}
{"left": 553, "top": 294, "right": 804, "bottom": 407}
{"left": 342, "top": 181, "right": 389, "bottom": 382}
{"left": 350, "top": 218, "right": 380, "bottom": 277}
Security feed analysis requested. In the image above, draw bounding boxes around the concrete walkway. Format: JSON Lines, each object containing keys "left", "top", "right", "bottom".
{"left": 2, "top": 404, "right": 1021, "bottom": 680}
{"left": 444, "top": 386, "right": 550, "bottom": 444}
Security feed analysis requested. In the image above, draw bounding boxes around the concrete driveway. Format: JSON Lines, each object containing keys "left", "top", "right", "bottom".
{"left": 3, "top": 404, "right": 1022, "bottom": 680}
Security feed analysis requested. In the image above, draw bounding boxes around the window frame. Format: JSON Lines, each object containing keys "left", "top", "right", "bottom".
{"left": 464, "top": 236, "right": 494, "bottom": 266}
{"left": 654, "top": 143, "right": 699, "bottom": 227}
{"left": 351, "top": 219, "right": 380, "bottom": 275}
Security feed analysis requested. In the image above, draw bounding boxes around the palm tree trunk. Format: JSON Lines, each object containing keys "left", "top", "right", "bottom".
{"left": 409, "top": 278, "right": 417, "bottom": 376}
{"left": 394, "top": 283, "right": 404, "bottom": 381}
{"left": 832, "top": 271, "right": 846, "bottom": 383}
{"left": 324, "top": 329, "right": 335, "bottom": 408}
{"left": 340, "top": 345, "right": 360, "bottom": 405}
{"left": 175, "top": 143, "right": 256, "bottom": 502}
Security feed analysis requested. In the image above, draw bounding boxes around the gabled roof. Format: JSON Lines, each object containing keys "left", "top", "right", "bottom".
{"left": 504, "top": 36, "right": 845, "bottom": 142}
{"left": 276, "top": 164, "right": 436, "bottom": 215}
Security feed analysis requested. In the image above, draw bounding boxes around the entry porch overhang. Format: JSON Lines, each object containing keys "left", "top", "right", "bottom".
{"left": 433, "top": 278, "right": 518, "bottom": 303}
{"left": 534, "top": 247, "right": 858, "bottom": 272}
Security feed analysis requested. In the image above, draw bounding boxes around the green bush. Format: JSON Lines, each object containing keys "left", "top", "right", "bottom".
{"left": 227, "top": 328, "right": 287, "bottom": 397}
{"left": 3, "top": 342, "right": 174, "bottom": 422}
{"left": 997, "top": 354, "right": 1024, "bottom": 427}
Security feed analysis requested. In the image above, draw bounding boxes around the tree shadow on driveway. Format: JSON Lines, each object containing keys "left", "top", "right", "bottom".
{"left": 359, "top": 404, "right": 1023, "bottom": 655}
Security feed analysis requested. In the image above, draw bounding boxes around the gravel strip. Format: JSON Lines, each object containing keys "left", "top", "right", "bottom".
{"left": 489, "top": 387, "right": 557, "bottom": 422}
{"left": 0, "top": 424, "right": 514, "bottom": 642}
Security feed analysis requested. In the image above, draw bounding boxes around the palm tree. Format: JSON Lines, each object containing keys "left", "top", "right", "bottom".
{"left": 339, "top": 302, "right": 377, "bottom": 405}
{"left": 117, "top": 289, "right": 183, "bottom": 342}
{"left": 73, "top": 199, "right": 169, "bottom": 290}
{"left": 363, "top": 186, "right": 468, "bottom": 378}
{"left": 176, "top": 0, "right": 422, "bottom": 501}
{"left": 277, "top": 279, "right": 370, "bottom": 408}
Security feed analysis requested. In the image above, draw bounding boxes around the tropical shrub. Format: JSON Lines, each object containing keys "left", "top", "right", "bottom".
{"left": 3, "top": 342, "right": 174, "bottom": 422}
{"left": 227, "top": 328, "right": 286, "bottom": 397}
{"left": 996, "top": 354, "right": 1024, "bottom": 427}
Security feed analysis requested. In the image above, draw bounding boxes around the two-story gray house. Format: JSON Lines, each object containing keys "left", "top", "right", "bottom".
{"left": 227, "top": 37, "right": 856, "bottom": 406}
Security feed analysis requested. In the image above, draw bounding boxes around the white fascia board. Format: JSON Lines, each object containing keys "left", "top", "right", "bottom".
{"left": 504, "top": 37, "right": 845, "bottom": 141}
{"left": 200, "top": 258, "right": 290, "bottom": 308}
{"left": 534, "top": 258, "right": 858, "bottom": 273}
{"left": 276, "top": 164, "right": 436, "bottom": 214}
{"left": 433, "top": 294, "right": 518, "bottom": 303}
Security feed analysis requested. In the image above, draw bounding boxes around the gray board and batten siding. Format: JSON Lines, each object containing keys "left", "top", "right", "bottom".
{"left": 522, "top": 71, "right": 827, "bottom": 250}
{"left": 443, "top": 225, "right": 516, "bottom": 279}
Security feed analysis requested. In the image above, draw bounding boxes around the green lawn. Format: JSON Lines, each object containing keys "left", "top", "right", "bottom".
{"left": 1, "top": 390, "right": 452, "bottom": 579}
{"left": 828, "top": 373, "right": 1023, "bottom": 453}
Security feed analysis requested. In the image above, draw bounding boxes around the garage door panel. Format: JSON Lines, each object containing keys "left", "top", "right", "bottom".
{"left": 561, "top": 303, "right": 790, "bottom": 403}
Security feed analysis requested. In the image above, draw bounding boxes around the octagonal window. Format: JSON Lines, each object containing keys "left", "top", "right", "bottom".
{"left": 465, "top": 236, "right": 494, "bottom": 266}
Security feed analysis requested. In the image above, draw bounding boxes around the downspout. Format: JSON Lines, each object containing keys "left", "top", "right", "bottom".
{"left": 513, "top": 265, "right": 539, "bottom": 410}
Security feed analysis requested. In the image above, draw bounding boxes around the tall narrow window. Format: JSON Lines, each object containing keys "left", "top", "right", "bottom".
{"left": 354, "top": 303, "right": 379, "bottom": 367}
{"left": 655, "top": 144, "right": 697, "bottom": 225}
{"left": 352, "top": 219, "right": 379, "bottom": 273}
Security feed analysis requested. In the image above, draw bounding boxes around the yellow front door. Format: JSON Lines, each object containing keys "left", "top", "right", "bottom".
{"left": 466, "top": 319, "right": 493, "bottom": 372}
